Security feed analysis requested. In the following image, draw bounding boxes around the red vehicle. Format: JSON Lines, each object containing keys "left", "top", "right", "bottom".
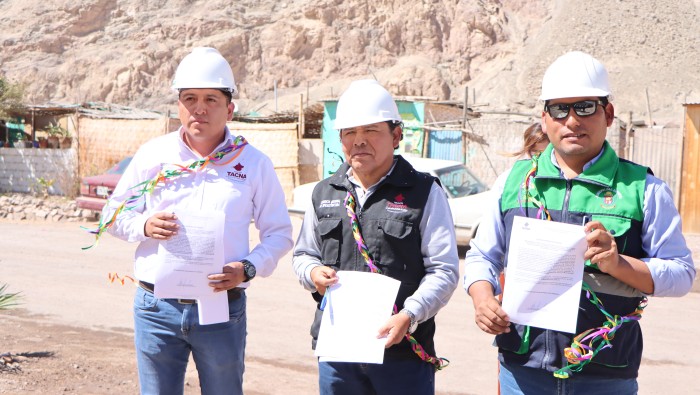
{"left": 76, "top": 157, "right": 132, "bottom": 211}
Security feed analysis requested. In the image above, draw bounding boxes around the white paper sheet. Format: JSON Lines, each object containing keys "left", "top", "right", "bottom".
{"left": 197, "top": 291, "right": 230, "bottom": 325}
{"left": 153, "top": 210, "right": 228, "bottom": 325}
{"left": 501, "top": 216, "right": 587, "bottom": 333}
{"left": 315, "top": 271, "right": 401, "bottom": 364}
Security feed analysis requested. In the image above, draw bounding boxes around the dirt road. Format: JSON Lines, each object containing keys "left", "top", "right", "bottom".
{"left": 0, "top": 219, "right": 698, "bottom": 394}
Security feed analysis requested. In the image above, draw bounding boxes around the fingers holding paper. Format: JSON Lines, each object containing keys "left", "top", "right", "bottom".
{"left": 145, "top": 212, "right": 179, "bottom": 239}
{"left": 310, "top": 266, "right": 338, "bottom": 295}
{"left": 584, "top": 221, "right": 620, "bottom": 273}
{"left": 378, "top": 313, "right": 410, "bottom": 348}
{"left": 208, "top": 262, "right": 245, "bottom": 292}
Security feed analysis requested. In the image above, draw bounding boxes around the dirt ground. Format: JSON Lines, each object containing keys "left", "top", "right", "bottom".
{"left": 0, "top": 218, "right": 699, "bottom": 395}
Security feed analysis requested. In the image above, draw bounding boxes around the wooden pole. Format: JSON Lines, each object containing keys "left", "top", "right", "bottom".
{"left": 462, "top": 86, "right": 469, "bottom": 128}
{"left": 645, "top": 88, "right": 653, "bottom": 126}
{"left": 624, "top": 111, "right": 634, "bottom": 159}
{"left": 298, "top": 94, "right": 304, "bottom": 140}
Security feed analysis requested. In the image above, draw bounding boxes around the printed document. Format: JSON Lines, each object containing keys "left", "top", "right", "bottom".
{"left": 501, "top": 216, "right": 587, "bottom": 333}
{"left": 154, "top": 210, "right": 228, "bottom": 325}
{"left": 315, "top": 271, "right": 401, "bottom": 364}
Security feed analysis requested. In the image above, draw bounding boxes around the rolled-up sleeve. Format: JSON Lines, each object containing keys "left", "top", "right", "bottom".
{"left": 642, "top": 174, "right": 696, "bottom": 297}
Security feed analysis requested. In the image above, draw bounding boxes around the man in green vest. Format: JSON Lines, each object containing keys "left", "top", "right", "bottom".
{"left": 464, "top": 51, "right": 696, "bottom": 394}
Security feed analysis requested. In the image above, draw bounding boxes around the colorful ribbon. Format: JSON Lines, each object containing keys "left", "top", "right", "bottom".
{"left": 518, "top": 154, "right": 551, "bottom": 220}
{"left": 344, "top": 193, "right": 381, "bottom": 273}
{"left": 553, "top": 283, "right": 647, "bottom": 379}
{"left": 108, "top": 273, "right": 136, "bottom": 285}
{"left": 344, "top": 191, "right": 448, "bottom": 371}
{"left": 82, "top": 136, "right": 248, "bottom": 250}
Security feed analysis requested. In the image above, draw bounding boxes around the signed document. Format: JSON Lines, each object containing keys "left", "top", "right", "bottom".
{"left": 315, "top": 271, "right": 401, "bottom": 364}
{"left": 501, "top": 216, "right": 587, "bottom": 333}
{"left": 154, "top": 210, "right": 228, "bottom": 325}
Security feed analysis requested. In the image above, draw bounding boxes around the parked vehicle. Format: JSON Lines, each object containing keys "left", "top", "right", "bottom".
{"left": 288, "top": 156, "right": 492, "bottom": 246}
{"left": 76, "top": 157, "right": 132, "bottom": 212}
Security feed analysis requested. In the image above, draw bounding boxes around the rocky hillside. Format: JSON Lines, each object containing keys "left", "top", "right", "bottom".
{"left": 1, "top": 0, "right": 698, "bottom": 122}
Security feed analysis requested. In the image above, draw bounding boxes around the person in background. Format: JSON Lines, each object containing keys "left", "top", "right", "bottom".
{"left": 292, "top": 79, "right": 459, "bottom": 394}
{"left": 507, "top": 122, "right": 550, "bottom": 159}
{"left": 103, "top": 47, "right": 293, "bottom": 395}
{"left": 464, "top": 51, "right": 695, "bottom": 394}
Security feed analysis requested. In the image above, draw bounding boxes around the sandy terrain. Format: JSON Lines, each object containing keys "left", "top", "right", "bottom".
{"left": 0, "top": 218, "right": 698, "bottom": 394}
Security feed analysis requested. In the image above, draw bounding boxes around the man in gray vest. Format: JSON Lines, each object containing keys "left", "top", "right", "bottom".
{"left": 292, "top": 79, "right": 459, "bottom": 394}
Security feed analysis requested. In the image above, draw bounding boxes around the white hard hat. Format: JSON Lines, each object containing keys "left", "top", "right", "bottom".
{"left": 334, "top": 79, "right": 401, "bottom": 130}
{"left": 171, "top": 47, "right": 238, "bottom": 95}
{"left": 539, "top": 51, "right": 611, "bottom": 101}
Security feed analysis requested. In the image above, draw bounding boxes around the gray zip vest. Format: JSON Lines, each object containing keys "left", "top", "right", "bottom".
{"left": 310, "top": 156, "right": 437, "bottom": 361}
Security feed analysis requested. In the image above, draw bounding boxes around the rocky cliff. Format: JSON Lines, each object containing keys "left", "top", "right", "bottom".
{"left": 1, "top": 0, "right": 698, "bottom": 121}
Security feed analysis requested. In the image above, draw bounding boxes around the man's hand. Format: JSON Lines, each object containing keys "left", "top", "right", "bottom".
{"left": 310, "top": 266, "right": 338, "bottom": 295}
{"left": 208, "top": 261, "right": 246, "bottom": 292}
{"left": 144, "top": 212, "right": 179, "bottom": 239}
{"left": 584, "top": 221, "right": 620, "bottom": 273}
{"left": 377, "top": 313, "right": 410, "bottom": 348}
{"left": 469, "top": 281, "right": 511, "bottom": 335}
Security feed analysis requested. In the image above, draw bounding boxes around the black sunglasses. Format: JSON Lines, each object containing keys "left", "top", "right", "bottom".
{"left": 545, "top": 100, "right": 605, "bottom": 120}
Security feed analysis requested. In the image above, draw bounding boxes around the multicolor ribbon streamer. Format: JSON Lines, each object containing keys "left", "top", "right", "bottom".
{"left": 553, "top": 283, "right": 647, "bottom": 379}
{"left": 108, "top": 272, "right": 136, "bottom": 285}
{"left": 344, "top": 193, "right": 381, "bottom": 273}
{"left": 82, "top": 136, "right": 248, "bottom": 250}
{"left": 518, "top": 154, "right": 551, "bottom": 220}
{"left": 344, "top": 191, "right": 448, "bottom": 371}
{"left": 520, "top": 155, "right": 646, "bottom": 379}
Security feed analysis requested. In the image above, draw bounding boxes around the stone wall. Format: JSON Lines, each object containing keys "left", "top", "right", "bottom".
{"left": 0, "top": 147, "right": 78, "bottom": 196}
{"left": 0, "top": 193, "right": 96, "bottom": 222}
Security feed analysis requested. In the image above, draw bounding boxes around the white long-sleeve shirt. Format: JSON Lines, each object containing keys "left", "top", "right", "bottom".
{"left": 105, "top": 127, "right": 293, "bottom": 286}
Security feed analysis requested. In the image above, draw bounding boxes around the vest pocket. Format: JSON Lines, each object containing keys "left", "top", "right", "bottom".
{"left": 318, "top": 217, "right": 342, "bottom": 267}
{"left": 376, "top": 219, "right": 415, "bottom": 277}
{"left": 591, "top": 215, "right": 633, "bottom": 254}
{"left": 380, "top": 219, "right": 414, "bottom": 239}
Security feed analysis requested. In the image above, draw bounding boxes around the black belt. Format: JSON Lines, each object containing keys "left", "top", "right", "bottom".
{"left": 138, "top": 281, "right": 243, "bottom": 305}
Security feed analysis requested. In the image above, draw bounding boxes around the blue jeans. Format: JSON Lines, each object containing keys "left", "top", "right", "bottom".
{"left": 318, "top": 359, "right": 435, "bottom": 395}
{"left": 133, "top": 286, "right": 247, "bottom": 395}
{"left": 499, "top": 362, "right": 638, "bottom": 395}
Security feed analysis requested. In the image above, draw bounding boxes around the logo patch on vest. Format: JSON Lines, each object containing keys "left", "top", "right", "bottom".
{"left": 319, "top": 199, "right": 341, "bottom": 208}
{"left": 596, "top": 188, "right": 620, "bottom": 209}
{"left": 386, "top": 193, "right": 409, "bottom": 213}
{"left": 227, "top": 162, "right": 247, "bottom": 182}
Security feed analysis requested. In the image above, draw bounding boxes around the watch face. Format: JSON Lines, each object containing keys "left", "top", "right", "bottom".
{"left": 244, "top": 262, "right": 256, "bottom": 280}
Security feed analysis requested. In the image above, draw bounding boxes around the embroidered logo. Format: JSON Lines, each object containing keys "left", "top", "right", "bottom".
{"left": 227, "top": 162, "right": 247, "bottom": 182}
{"left": 386, "top": 193, "right": 408, "bottom": 213}
{"left": 319, "top": 199, "right": 341, "bottom": 208}
{"left": 595, "top": 188, "right": 620, "bottom": 209}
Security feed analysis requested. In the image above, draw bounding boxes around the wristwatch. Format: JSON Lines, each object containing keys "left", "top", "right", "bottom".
{"left": 400, "top": 308, "right": 418, "bottom": 334}
{"left": 241, "top": 259, "right": 256, "bottom": 282}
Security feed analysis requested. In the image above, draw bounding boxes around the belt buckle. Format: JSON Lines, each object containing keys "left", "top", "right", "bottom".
{"left": 177, "top": 299, "right": 196, "bottom": 305}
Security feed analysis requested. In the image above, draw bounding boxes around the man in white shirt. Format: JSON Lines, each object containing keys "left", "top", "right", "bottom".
{"left": 104, "top": 47, "right": 293, "bottom": 395}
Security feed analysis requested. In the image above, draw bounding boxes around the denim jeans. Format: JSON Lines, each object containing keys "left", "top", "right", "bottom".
{"left": 499, "top": 362, "right": 638, "bottom": 395}
{"left": 318, "top": 359, "right": 435, "bottom": 395}
{"left": 133, "top": 286, "right": 247, "bottom": 395}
